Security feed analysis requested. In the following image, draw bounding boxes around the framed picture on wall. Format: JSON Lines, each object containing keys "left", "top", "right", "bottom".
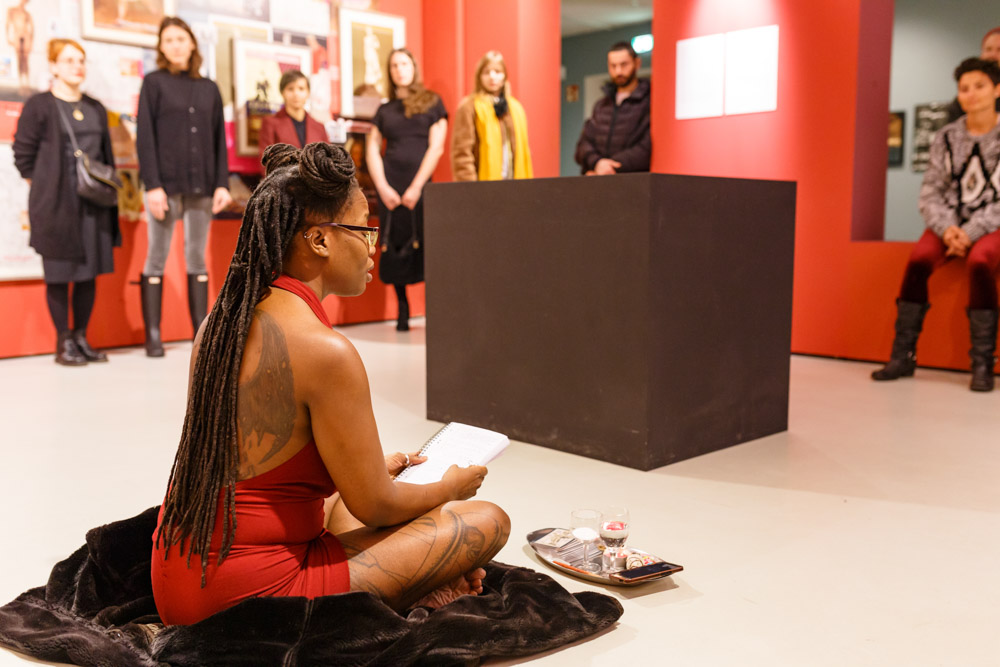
{"left": 888, "top": 110, "right": 904, "bottom": 167}
{"left": 81, "top": 0, "right": 176, "bottom": 48}
{"left": 911, "top": 102, "right": 950, "bottom": 172}
{"left": 337, "top": 9, "right": 405, "bottom": 119}
{"left": 232, "top": 39, "right": 311, "bottom": 157}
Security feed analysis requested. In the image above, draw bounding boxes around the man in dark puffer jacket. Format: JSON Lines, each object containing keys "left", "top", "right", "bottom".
{"left": 575, "top": 41, "right": 651, "bottom": 175}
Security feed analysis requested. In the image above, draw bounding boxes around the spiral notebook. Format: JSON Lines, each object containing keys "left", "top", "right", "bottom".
{"left": 394, "top": 422, "right": 509, "bottom": 485}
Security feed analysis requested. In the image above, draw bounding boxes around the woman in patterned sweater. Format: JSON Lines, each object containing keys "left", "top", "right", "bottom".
{"left": 873, "top": 58, "right": 1000, "bottom": 391}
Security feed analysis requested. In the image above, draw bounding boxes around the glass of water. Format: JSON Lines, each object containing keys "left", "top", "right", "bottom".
{"left": 569, "top": 508, "right": 602, "bottom": 573}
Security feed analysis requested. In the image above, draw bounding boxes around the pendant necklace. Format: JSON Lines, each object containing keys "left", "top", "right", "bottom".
{"left": 72, "top": 104, "right": 84, "bottom": 122}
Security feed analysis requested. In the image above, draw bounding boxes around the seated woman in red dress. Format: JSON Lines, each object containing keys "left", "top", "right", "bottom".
{"left": 151, "top": 141, "right": 510, "bottom": 626}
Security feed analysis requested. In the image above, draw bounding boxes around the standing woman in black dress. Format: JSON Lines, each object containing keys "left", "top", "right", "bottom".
{"left": 366, "top": 48, "right": 447, "bottom": 331}
{"left": 137, "top": 17, "right": 231, "bottom": 357}
{"left": 13, "top": 38, "right": 120, "bottom": 365}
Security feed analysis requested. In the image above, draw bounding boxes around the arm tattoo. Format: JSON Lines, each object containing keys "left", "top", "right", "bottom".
{"left": 236, "top": 310, "right": 295, "bottom": 477}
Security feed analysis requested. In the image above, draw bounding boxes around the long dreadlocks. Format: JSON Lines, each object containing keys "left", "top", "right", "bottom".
{"left": 155, "top": 142, "right": 358, "bottom": 584}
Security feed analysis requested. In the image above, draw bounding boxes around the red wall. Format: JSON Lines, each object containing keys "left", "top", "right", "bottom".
{"left": 651, "top": 0, "right": 976, "bottom": 370}
{"left": 423, "top": 0, "right": 561, "bottom": 181}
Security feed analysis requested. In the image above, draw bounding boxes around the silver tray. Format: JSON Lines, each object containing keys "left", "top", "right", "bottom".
{"left": 526, "top": 527, "right": 681, "bottom": 587}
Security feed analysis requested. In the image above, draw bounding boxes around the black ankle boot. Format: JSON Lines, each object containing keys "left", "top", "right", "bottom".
{"left": 72, "top": 329, "right": 108, "bottom": 362}
{"left": 140, "top": 274, "right": 165, "bottom": 357}
{"left": 872, "top": 300, "right": 930, "bottom": 381}
{"left": 187, "top": 273, "right": 209, "bottom": 336}
{"left": 55, "top": 331, "right": 87, "bottom": 366}
{"left": 968, "top": 308, "right": 998, "bottom": 392}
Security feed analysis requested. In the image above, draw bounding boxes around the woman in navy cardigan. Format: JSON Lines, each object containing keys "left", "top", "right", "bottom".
{"left": 257, "top": 70, "right": 327, "bottom": 164}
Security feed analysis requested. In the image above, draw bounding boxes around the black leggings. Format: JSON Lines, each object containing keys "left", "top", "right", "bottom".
{"left": 45, "top": 280, "right": 96, "bottom": 333}
{"left": 394, "top": 284, "right": 409, "bottom": 312}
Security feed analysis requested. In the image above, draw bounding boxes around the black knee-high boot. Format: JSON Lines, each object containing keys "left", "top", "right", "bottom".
{"left": 187, "top": 273, "right": 209, "bottom": 336}
{"left": 394, "top": 284, "right": 409, "bottom": 331}
{"left": 968, "top": 308, "right": 998, "bottom": 392}
{"left": 141, "top": 275, "right": 165, "bottom": 357}
{"left": 872, "top": 300, "right": 930, "bottom": 381}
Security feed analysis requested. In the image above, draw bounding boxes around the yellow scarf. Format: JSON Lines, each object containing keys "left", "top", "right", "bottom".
{"left": 472, "top": 94, "right": 533, "bottom": 180}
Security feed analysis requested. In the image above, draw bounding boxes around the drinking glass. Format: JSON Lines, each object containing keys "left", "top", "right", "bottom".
{"left": 570, "top": 508, "right": 602, "bottom": 573}
{"left": 600, "top": 506, "right": 630, "bottom": 572}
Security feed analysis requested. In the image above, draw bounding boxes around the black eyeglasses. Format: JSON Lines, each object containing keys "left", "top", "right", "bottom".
{"left": 306, "top": 222, "right": 379, "bottom": 250}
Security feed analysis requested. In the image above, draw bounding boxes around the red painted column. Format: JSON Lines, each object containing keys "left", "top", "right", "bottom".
{"left": 423, "top": 0, "right": 560, "bottom": 181}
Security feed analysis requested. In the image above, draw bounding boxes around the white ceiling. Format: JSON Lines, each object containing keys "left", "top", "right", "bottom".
{"left": 561, "top": 0, "right": 654, "bottom": 37}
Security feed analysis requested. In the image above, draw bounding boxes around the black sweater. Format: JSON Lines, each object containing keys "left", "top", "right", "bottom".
{"left": 12, "top": 92, "right": 120, "bottom": 260}
{"left": 136, "top": 69, "right": 228, "bottom": 196}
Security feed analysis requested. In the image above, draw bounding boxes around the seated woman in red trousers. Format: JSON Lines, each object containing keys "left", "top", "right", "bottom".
{"left": 873, "top": 58, "right": 1000, "bottom": 391}
{"left": 257, "top": 70, "right": 327, "bottom": 164}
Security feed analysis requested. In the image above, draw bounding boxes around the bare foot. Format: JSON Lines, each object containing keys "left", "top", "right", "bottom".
{"left": 411, "top": 568, "right": 486, "bottom": 609}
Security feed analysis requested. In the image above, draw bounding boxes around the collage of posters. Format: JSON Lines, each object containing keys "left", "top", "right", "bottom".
{"left": 0, "top": 0, "right": 403, "bottom": 280}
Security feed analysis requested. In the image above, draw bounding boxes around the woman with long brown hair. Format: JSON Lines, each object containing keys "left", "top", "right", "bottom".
{"left": 136, "top": 16, "right": 231, "bottom": 357}
{"left": 151, "top": 142, "right": 509, "bottom": 625}
{"left": 366, "top": 48, "right": 447, "bottom": 331}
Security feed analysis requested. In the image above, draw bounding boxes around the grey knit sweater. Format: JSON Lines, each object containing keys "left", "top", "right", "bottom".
{"left": 918, "top": 117, "right": 1000, "bottom": 242}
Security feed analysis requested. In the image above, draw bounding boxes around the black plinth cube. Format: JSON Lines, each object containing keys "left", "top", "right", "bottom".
{"left": 423, "top": 173, "right": 796, "bottom": 470}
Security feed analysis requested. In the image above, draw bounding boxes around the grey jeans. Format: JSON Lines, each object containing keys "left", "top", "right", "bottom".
{"left": 143, "top": 194, "right": 212, "bottom": 276}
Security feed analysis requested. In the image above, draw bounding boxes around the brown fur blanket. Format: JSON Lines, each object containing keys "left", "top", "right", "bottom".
{"left": 0, "top": 507, "right": 622, "bottom": 666}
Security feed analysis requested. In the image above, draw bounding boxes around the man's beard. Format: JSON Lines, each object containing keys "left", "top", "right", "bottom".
{"left": 613, "top": 70, "right": 637, "bottom": 88}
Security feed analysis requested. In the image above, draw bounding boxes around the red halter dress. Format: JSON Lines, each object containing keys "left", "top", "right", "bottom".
{"left": 151, "top": 275, "right": 351, "bottom": 626}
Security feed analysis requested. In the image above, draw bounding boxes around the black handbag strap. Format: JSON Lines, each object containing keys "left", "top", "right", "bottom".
{"left": 382, "top": 207, "right": 419, "bottom": 250}
{"left": 53, "top": 99, "right": 85, "bottom": 158}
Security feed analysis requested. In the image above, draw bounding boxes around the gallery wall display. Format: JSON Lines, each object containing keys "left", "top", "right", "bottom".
{"left": 81, "top": 0, "right": 176, "bottom": 48}
{"left": 0, "top": 144, "right": 41, "bottom": 280}
{"left": 200, "top": 15, "right": 272, "bottom": 110}
{"left": 232, "top": 38, "right": 311, "bottom": 156}
{"left": 1, "top": 0, "right": 63, "bottom": 103}
{"left": 911, "top": 102, "right": 949, "bottom": 172}
{"left": 888, "top": 110, "right": 904, "bottom": 167}
{"left": 177, "top": 0, "right": 268, "bottom": 22}
{"left": 337, "top": 8, "right": 404, "bottom": 119}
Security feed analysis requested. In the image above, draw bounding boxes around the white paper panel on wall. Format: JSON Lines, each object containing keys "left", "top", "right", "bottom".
{"left": 724, "top": 25, "right": 779, "bottom": 115}
{"left": 675, "top": 33, "right": 725, "bottom": 120}
{"left": 675, "top": 24, "right": 779, "bottom": 120}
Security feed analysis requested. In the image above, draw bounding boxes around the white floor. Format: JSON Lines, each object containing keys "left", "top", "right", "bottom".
{"left": 1, "top": 320, "right": 998, "bottom": 666}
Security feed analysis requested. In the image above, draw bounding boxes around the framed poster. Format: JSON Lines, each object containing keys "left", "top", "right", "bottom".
{"left": 911, "top": 102, "right": 950, "bottom": 172}
{"left": 888, "top": 110, "right": 904, "bottom": 168}
{"left": 1, "top": 0, "right": 61, "bottom": 102}
{"left": 176, "top": 0, "right": 269, "bottom": 21}
{"left": 81, "top": 0, "right": 176, "bottom": 48}
{"left": 0, "top": 144, "right": 42, "bottom": 281}
{"left": 202, "top": 15, "right": 271, "bottom": 110}
{"left": 337, "top": 9, "right": 404, "bottom": 119}
{"left": 232, "top": 39, "right": 310, "bottom": 156}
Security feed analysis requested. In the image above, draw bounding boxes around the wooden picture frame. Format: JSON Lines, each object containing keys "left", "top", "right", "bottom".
{"left": 232, "top": 39, "right": 311, "bottom": 157}
{"left": 337, "top": 9, "right": 405, "bottom": 119}
{"left": 81, "top": 0, "right": 176, "bottom": 49}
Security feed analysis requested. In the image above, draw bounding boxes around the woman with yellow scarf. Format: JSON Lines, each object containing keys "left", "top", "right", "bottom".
{"left": 451, "top": 51, "right": 533, "bottom": 181}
